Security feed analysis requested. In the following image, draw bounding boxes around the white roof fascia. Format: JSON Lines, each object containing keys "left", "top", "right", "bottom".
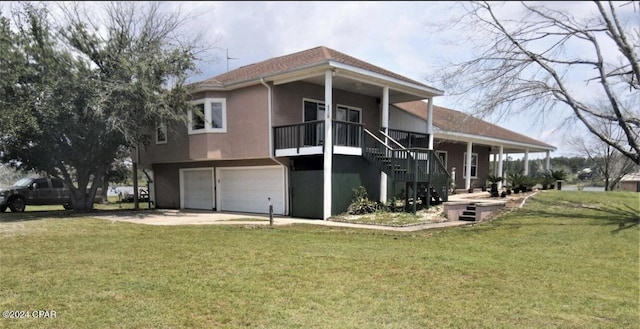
{"left": 328, "top": 61, "right": 444, "bottom": 97}
{"left": 434, "top": 130, "right": 557, "bottom": 152}
{"left": 194, "top": 60, "right": 445, "bottom": 99}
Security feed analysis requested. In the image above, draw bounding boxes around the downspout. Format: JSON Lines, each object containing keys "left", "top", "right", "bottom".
{"left": 261, "top": 78, "right": 289, "bottom": 215}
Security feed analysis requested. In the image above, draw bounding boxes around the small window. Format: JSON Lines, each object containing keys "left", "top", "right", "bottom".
{"left": 210, "top": 102, "right": 223, "bottom": 128}
{"left": 436, "top": 151, "right": 448, "bottom": 168}
{"left": 189, "top": 98, "right": 227, "bottom": 134}
{"left": 463, "top": 152, "right": 478, "bottom": 178}
{"left": 192, "top": 104, "right": 206, "bottom": 131}
{"left": 156, "top": 122, "right": 167, "bottom": 144}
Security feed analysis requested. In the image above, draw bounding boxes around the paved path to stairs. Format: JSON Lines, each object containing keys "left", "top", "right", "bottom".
{"left": 92, "top": 209, "right": 473, "bottom": 232}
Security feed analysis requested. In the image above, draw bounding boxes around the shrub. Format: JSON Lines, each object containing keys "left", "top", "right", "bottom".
{"left": 487, "top": 174, "right": 503, "bottom": 184}
{"left": 551, "top": 169, "right": 567, "bottom": 181}
{"left": 347, "top": 186, "right": 379, "bottom": 215}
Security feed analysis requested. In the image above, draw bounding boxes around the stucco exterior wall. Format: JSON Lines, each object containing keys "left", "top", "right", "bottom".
{"left": 389, "top": 106, "right": 427, "bottom": 133}
{"left": 273, "top": 81, "right": 381, "bottom": 132}
{"left": 189, "top": 86, "right": 270, "bottom": 160}
{"left": 620, "top": 181, "right": 640, "bottom": 192}
{"left": 137, "top": 119, "right": 190, "bottom": 167}
{"left": 140, "top": 86, "right": 271, "bottom": 164}
{"left": 434, "top": 140, "right": 491, "bottom": 189}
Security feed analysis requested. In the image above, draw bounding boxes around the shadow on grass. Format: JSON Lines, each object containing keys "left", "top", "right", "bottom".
{"left": 0, "top": 207, "right": 157, "bottom": 223}
{"left": 500, "top": 197, "right": 639, "bottom": 234}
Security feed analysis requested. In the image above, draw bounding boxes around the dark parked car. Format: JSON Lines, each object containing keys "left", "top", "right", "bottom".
{"left": 122, "top": 189, "right": 153, "bottom": 204}
{"left": 0, "top": 177, "right": 73, "bottom": 212}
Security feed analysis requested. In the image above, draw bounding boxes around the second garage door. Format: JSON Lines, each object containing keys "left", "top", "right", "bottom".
{"left": 217, "top": 166, "right": 285, "bottom": 215}
{"left": 181, "top": 168, "right": 215, "bottom": 210}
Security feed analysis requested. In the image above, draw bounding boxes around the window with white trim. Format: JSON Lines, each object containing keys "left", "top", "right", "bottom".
{"left": 463, "top": 152, "right": 478, "bottom": 178}
{"left": 156, "top": 121, "right": 167, "bottom": 144}
{"left": 336, "top": 105, "right": 362, "bottom": 147}
{"left": 303, "top": 99, "right": 325, "bottom": 146}
{"left": 189, "top": 98, "right": 227, "bottom": 134}
{"left": 436, "top": 150, "right": 447, "bottom": 168}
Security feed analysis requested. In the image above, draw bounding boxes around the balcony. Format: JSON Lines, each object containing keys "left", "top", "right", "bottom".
{"left": 273, "top": 120, "right": 364, "bottom": 156}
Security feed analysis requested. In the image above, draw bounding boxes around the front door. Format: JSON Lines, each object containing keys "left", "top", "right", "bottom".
{"left": 303, "top": 100, "right": 325, "bottom": 146}
{"left": 336, "top": 105, "right": 361, "bottom": 146}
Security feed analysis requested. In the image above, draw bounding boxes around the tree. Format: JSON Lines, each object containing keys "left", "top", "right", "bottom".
{"left": 429, "top": 1, "right": 639, "bottom": 164}
{"left": 0, "top": 2, "right": 204, "bottom": 211}
{"left": 569, "top": 119, "right": 639, "bottom": 190}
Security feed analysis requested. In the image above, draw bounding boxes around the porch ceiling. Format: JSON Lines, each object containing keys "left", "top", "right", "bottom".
{"left": 274, "top": 70, "right": 431, "bottom": 104}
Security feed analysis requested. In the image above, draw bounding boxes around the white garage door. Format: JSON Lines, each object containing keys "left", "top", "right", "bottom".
{"left": 218, "top": 166, "right": 285, "bottom": 215}
{"left": 181, "top": 169, "right": 214, "bottom": 210}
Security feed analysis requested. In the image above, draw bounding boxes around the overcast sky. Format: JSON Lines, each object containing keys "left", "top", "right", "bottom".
{"left": 173, "top": 0, "right": 632, "bottom": 159}
{"left": 41, "top": 1, "right": 639, "bottom": 159}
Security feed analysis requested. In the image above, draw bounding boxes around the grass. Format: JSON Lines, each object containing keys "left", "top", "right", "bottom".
{"left": 2, "top": 196, "right": 154, "bottom": 214}
{"left": 0, "top": 190, "right": 638, "bottom": 328}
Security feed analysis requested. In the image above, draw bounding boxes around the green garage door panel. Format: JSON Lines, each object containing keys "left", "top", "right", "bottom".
{"left": 290, "top": 170, "right": 323, "bottom": 219}
{"left": 332, "top": 155, "right": 381, "bottom": 216}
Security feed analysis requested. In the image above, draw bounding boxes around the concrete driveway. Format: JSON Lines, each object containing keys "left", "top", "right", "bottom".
{"left": 91, "top": 209, "right": 471, "bottom": 232}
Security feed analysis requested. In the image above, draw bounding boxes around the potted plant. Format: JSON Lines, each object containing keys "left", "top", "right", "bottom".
{"left": 507, "top": 171, "right": 524, "bottom": 194}
{"left": 486, "top": 174, "right": 503, "bottom": 197}
{"left": 521, "top": 175, "right": 536, "bottom": 192}
{"left": 551, "top": 169, "right": 567, "bottom": 190}
{"left": 540, "top": 171, "right": 554, "bottom": 190}
{"left": 468, "top": 180, "right": 476, "bottom": 193}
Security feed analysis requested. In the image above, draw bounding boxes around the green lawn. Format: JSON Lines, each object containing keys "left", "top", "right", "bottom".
{"left": 0, "top": 191, "right": 638, "bottom": 328}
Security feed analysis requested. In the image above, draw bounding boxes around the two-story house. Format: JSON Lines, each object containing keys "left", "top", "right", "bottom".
{"left": 137, "top": 46, "right": 555, "bottom": 220}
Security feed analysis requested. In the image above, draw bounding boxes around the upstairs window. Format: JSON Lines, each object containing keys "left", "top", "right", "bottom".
{"left": 189, "top": 98, "right": 227, "bottom": 134}
{"left": 156, "top": 121, "right": 167, "bottom": 144}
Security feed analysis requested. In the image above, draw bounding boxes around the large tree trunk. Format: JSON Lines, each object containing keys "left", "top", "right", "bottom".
{"left": 101, "top": 174, "right": 109, "bottom": 204}
{"left": 64, "top": 168, "right": 104, "bottom": 213}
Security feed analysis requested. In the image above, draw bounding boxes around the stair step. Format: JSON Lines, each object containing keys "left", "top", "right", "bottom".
{"left": 459, "top": 215, "right": 476, "bottom": 221}
{"left": 463, "top": 210, "right": 476, "bottom": 216}
{"left": 467, "top": 205, "right": 476, "bottom": 211}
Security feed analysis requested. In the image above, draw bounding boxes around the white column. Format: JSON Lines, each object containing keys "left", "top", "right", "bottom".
{"left": 380, "top": 86, "right": 389, "bottom": 203}
{"left": 545, "top": 150, "right": 551, "bottom": 171}
{"left": 465, "top": 141, "right": 472, "bottom": 190}
{"left": 498, "top": 145, "right": 504, "bottom": 189}
{"left": 523, "top": 149, "right": 529, "bottom": 175}
{"left": 323, "top": 70, "right": 333, "bottom": 220}
{"left": 504, "top": 153, "right": 511, "bottom": 185}
{"left": 427, "top": 97, "right": 434, "bottom": 150}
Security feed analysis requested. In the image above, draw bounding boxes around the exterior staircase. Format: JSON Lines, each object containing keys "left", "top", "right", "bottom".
{"left": 362, "top": 129, "right": 450, "bottom": 211}
{"left": 459, "top": 204, "right": 477, "bottom": 221}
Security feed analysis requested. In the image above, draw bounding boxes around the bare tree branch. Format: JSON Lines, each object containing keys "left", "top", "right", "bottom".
{"left": 428, "top": 1, "right": 640, "bottom": 164}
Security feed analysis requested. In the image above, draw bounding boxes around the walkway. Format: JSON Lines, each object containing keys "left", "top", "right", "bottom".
{"left": 92, "top": 209, "right": 473, "bottom": 232}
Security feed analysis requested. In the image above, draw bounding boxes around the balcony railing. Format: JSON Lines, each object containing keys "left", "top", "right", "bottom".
{"left": 387, "top": 128, "right": 430, "bottom": 149}
{"left": 273, "top": 120, "right": 363, "bottom": 153}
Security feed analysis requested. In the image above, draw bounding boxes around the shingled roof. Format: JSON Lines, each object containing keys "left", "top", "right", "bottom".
{"left": 197, "top": 46, "right": 439, "bottom": 91}
{"left": 394, "top": 101, "right": 555, "bottom": 150}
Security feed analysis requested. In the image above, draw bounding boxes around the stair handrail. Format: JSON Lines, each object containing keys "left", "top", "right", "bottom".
{"left": 364, "top": 129, "right": 395, "bottom": 151}
{"left": 379, "top": 130, "right": 407, "bottom": 150}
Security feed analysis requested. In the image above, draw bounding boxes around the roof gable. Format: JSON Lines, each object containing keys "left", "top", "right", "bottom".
{"left": 197, "top": 46, "right": 435, "bottom": 89}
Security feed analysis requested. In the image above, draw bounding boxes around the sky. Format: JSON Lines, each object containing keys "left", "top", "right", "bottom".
{"left": 21, "top": 1, "right": 638, "bottom": 159}
{"left": 166, "top": 0, "right": 636, "bottom": 160}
